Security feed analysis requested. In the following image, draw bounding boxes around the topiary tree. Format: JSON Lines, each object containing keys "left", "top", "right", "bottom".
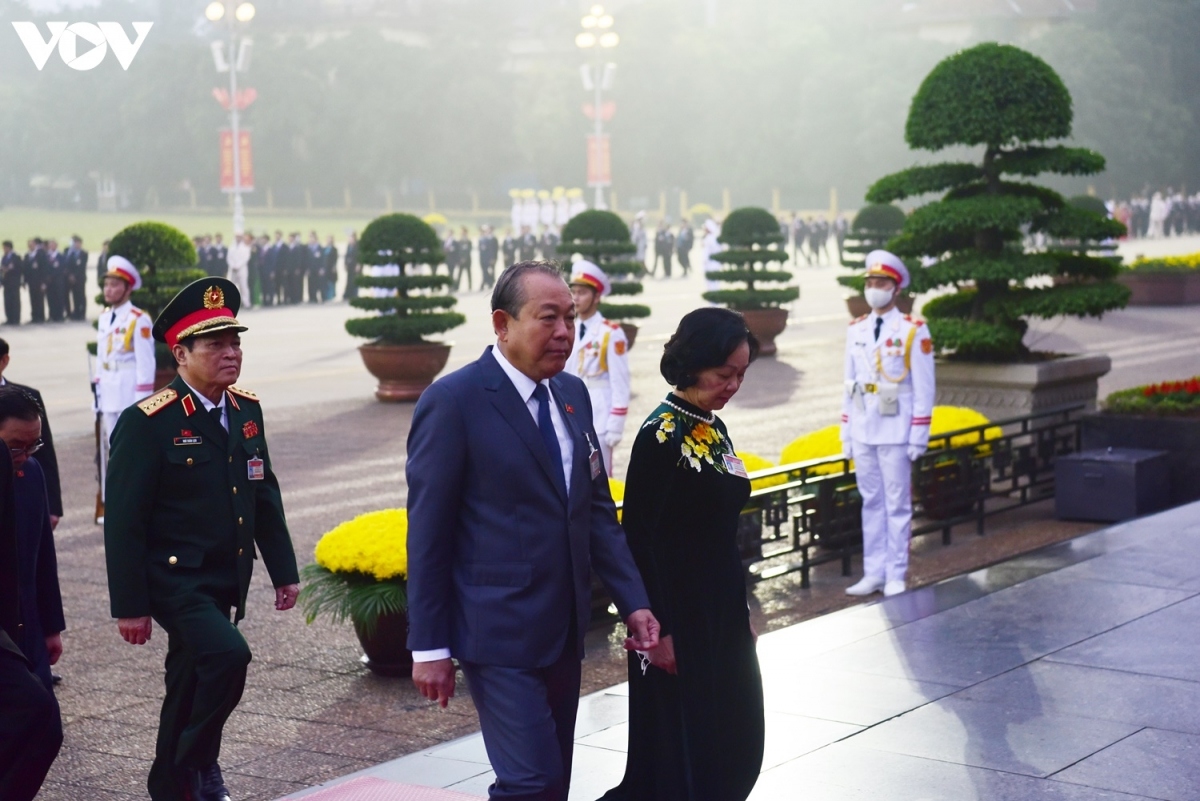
{"left": 345, "top": 213, "right": 465, "bottom": 344}
{"left": 104, "top": 221, "right": 205, "bottom": 368}
{"left": 838, "top": 203, "right": 908, "bottom": 293}
{"left": 866, "top": 42, "right": 1128, "bottom": 362}
{"left": 702, "top": 207, "right": 798, "bottom": 309}
{"left": 557, "top": 210, "right": 650, "bottom": 323}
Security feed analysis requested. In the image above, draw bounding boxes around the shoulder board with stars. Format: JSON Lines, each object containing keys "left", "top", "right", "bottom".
{"left": 851, "top": 314, "right": 868, "bottom": 325}
{"left": 227, "top": 385, "right": 260, "bottom": 402}
{"left": 904, "top": 314, "right": 926, "bottom": 327}
{"left": 137, "top": 388, "right": 178, "bottom": 416}
{"left": 604, "top": 319, "right": 621, "bottom": 330}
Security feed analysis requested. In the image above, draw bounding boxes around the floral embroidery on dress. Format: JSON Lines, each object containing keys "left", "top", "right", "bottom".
{"left": 643, "top": 406, "right": 735, "bottom": 473}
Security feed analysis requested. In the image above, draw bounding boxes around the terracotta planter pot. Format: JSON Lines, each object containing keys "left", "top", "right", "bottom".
{"left": 619, "top": 323, "right": 639, "bottom": 350}
{"left": 358, "top": 342, "right": 451, "bottom": 402}
{"left": 354, "top": 610, "right": 413, "bottom": 677}
{"left": 844, "top": 293, "right": 915, "bottom": 319}
{"left": 740, "top": 308, "right": 789, "bottom": 357}
{"left": 1118, "top": 272, "right": 1200, "bottom": 306}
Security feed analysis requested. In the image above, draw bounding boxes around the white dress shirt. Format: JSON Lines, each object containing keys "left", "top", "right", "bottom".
{"left": 183, "top": 379, "right": 228, "bottom": 431}
{"left": 412, "top": 345, "right": 578, "bottom": 664}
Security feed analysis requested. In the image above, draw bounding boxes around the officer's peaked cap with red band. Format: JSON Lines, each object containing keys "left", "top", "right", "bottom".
{"left": 152, "top": 277, "right": 247, "bottom": 346}
{"left": 104, "top": 255, "right": 143, "bottom": 291}
{"left": 865, "top": 249, "right": 910, "bottom": 290}
{"left": 568, "top": 259, "right": 612, "bottom": 297}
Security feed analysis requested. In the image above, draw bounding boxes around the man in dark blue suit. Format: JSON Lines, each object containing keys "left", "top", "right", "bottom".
{"left": 0, "top": 387, "right": 63, "bottom": 801}
{"left": 407, "top": 261, "right": 661, "bottom": 801}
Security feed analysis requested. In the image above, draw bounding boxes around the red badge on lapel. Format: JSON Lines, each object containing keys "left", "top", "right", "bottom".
{"left": 564, "top": 405, "right": 574, "bottom": 415}
{"left": 242, "top": 420, "right": 259, "bottom": 439}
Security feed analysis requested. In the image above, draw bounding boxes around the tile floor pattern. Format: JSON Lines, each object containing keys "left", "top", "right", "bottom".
{"left": 286, "top": 501, "right": 1200, "bottom": 801}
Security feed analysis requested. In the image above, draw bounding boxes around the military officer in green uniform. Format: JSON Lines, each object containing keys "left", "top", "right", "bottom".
{"left": 104, "top": 277, "right": 299, "bottom": 801}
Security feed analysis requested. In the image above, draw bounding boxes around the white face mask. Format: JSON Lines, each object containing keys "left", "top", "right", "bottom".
{"left": 864, "top": 286, "right": 896, "bottom": 310}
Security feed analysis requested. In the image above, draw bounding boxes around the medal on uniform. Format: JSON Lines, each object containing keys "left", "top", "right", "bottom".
{"left": 247, "top": 456, "right": 265, "bottom": 481}
{"left": 242, "top": 420, "right": 259, "bottom": 439}
{"left": 722, "top": 453, "right": 750, "bottom": 478}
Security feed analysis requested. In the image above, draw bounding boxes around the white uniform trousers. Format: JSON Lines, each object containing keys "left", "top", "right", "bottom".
{"left": 852, "top": 440, "right": 912, "bottom": 583}
{"left": 229, "top": 266, "right": 251, "bottom": 309}
{"left": 99, "top": 411, "right": 121, "bottom": 502}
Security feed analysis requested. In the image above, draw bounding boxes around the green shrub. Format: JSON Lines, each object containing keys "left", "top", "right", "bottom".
{"left": 1104, "top": 377, "right": 1200, "bottom": 417}
{"left": 345, "top": 213, "right": 465, "bottom": 344}
{"left": 867, "top": 43, "right": 1128, "bottom": 362}
{"left": 1069, "top": 195, "right": 1109, "bottom": 217}
{"left": 839, "top": 203, "right": 909, "bottom": 290}
{"left": 558, "top": 210, "right": 650, "bottom": 322}
{"left": 106, "top": 221, "right": 206, "bottom": 368}
{"left": 702, "top": 207, "right": 798, "bottom": 310}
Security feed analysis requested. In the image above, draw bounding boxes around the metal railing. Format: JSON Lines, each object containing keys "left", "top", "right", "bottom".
{"left": 594, "top": 405, "right": 1085, "bottom": 621}
{"left": 742, "top": 405, "right": 1085, "bottom": 588}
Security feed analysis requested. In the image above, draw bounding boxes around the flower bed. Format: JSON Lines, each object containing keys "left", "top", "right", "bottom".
{"left": 1119, "top": 253, "right": 1200, "bottom": 305}
{"left": 1103, "top": 377, "right": 1200, "bottom": 418}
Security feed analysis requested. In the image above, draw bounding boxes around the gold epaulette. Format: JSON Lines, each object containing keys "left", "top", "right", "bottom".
{"left": 227, "top": 385, "right": 260, "bottom": 402}
{"left": 138, "top": 388, "right": 178, "bottom": 416}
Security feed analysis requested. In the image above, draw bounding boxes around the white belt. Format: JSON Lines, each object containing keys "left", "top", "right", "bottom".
{"left": 583, "top": 376, "right": 610, "bottom": 387}
{"left": 101, "top": 361, "right": 136, "bottom": 372}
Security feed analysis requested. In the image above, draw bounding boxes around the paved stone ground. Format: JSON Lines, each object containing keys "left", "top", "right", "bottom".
{"left": 312, "top": 501, "right": 1200, "bottom": 801}
{"left": 11, "top": 238, "right": 1197, "bottom": 799}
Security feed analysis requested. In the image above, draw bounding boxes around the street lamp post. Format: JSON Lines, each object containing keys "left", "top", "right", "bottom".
{"left": 576, "top": 5, "right": 618, "bottom": 211}
{"left": 206, "top": 1, "right": 255, "bottom": 235}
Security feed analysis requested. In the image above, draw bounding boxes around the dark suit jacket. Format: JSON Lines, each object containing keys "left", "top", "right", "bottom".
{"left": 1, "top": 252, "right": 21, "bottom": 287}
{"left": 2, "top": 382, "right": 62, "bottom": 517}
{"left": 104, "top": 376, "right": 299, "bottom": 622}
{"left": 0, "top": 446, "right": 24, "bottom": 661}
{"left": 23, "top": 250, "right": 47, "bottom": 287}
{"left": 14, "top": 458, "right": 63, "bottom": 688}
{"left": 405, "top": 347, "right": 649, "bottom": 668}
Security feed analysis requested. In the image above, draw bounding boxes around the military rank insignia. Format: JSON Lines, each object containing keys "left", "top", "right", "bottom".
{"left": 242, "top": 420, "right": 260, "bottom": 439}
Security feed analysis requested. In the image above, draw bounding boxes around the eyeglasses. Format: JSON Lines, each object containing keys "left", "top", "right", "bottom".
{"left": 9, "top": 439, "right": 43, "bottom": 457}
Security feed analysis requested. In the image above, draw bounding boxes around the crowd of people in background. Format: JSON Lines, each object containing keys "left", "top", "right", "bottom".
{"left": 1111, "top": 189, "right": 1200, "bottom": 239}
{"left": 0, "top": 236, "right": 91, "bottom": 326}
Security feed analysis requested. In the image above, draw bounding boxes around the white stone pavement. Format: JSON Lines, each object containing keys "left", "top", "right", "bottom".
{"left": 285, "top": 500, "right": 1200, "bottom": 801}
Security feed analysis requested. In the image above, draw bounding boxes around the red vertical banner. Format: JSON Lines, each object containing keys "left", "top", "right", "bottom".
{"left": 587, "top": 134, "right": 611, "bottom": 188}
{"left": 219, "top": 129, "right": 254, "bottom": 192}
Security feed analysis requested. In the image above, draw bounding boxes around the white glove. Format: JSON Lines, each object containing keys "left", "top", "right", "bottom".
{"left": 907, "top": 444, "right": 925, "bottom": 462}
{"left": 841, "top": 442, "right": 853, "bottom": 462}
{"left": 604, "top": 429, "right": 623, "bottom": 448}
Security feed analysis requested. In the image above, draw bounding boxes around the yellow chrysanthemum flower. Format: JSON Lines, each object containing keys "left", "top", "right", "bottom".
{"left": 314, "top": 509, "right": 408, "bottom": 581}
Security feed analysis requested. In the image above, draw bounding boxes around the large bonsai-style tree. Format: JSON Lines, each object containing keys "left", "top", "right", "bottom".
{"left": 867, "top": 43, "right": 1128, "bottom": 362}
{"left": 838, "top": 202, "right": 907, "bottom": 292}
{"left": 345, "top": 213, "right": 465, "bottom": 344}
{"left": 557, "top": 210, "right": 650, "bottom": 323}
{"left": 702, "top": 206, "right": 798, "bottom": 309}
{"left": 105, "top": 221, "right": 205, "bottom": 368}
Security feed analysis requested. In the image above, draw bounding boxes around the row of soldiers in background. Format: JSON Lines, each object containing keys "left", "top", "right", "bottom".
{"left": 432, "top": 224, "right": 563, "bottom": 293}
{"left": 631, "top": 215, "right": 696, "bottom": 278}
{"left": 1113, "top": 190, "right": 1200, "bottom": 239}
{"left": 0, "top": 237, "right": 90, "bottom": 326}
{"left": 782, "top": 213, "right": 849, "bottom": 265}
{"left": 193, "top": 230, "right": 358, "bottom": 308}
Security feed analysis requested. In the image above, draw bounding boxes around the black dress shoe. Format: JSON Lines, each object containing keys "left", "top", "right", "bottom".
{"left": 187, "top": 763, "right": 231, "bottom": 801}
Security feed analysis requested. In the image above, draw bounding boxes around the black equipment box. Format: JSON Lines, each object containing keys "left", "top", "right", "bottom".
{"left": 1055, "top": 447, "right": 1170, "bottom": 522}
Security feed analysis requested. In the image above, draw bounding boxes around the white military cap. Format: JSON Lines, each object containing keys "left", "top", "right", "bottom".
{"left": 569, "top": 259, "right": 611, "bottom": 297}
{"left": 865, "top": 249, "right": 910, "bottom": 290}
{"left": 105, "top": 255, "right": 143, "bottom": 290}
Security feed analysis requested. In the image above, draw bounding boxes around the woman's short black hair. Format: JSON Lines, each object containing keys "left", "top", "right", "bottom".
{"left": 660, "top": 308, "right": 760, "bottom": 390}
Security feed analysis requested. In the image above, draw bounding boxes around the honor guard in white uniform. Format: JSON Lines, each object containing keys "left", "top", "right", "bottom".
{"left": 841, "top": 250, "right": 935, "bottom": 597}
{"left": 568, "top": 261, "right": 630, "bottom": 476}
{"left": 95, "top": 256, "right": 156, "bottom": 504}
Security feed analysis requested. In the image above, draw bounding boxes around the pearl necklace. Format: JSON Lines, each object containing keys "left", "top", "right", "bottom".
{"left": 662, "top": 397, "right": 715, "bottom": 424}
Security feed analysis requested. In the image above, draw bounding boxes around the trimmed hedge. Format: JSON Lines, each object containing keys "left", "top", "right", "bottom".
{"left": 1104, "top": 377, "right": 1200, "bottom": 417}
{"left": 558, "top": 210, "right": 650, "bottom": 322}
{"left": 345, "top": 213, "right": 465, "bottom": 344}
{"left": 866, "top": 43, "right": 1128, "bottom": 361}
{"left": 702, "top": 207, "right": 798, "bottom": 311}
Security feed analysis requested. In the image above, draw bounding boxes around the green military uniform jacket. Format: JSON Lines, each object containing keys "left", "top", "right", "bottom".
{"left": 104, "top": 375, "right": 299, "bottom": 623}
